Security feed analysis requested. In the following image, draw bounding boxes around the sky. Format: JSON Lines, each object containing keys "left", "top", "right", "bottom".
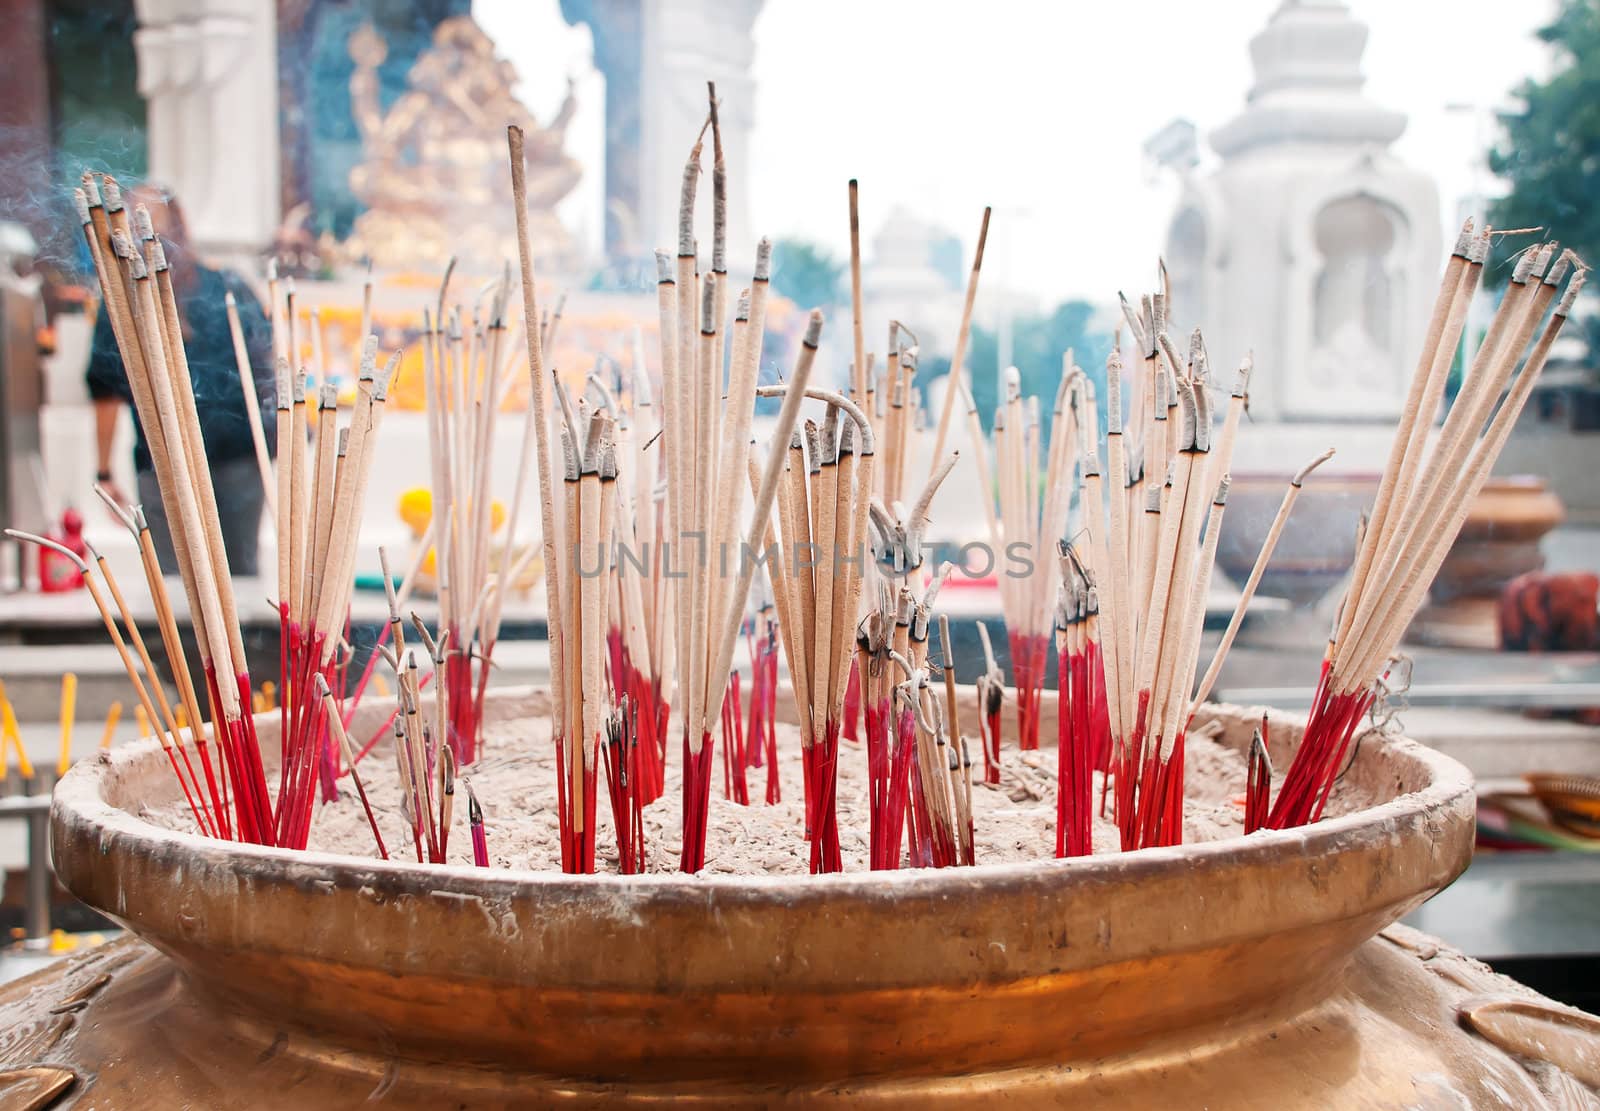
{"left": 479, "top": 0, "right": 1556, "bottom": 307}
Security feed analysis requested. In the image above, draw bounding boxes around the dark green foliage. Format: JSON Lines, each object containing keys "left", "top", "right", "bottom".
{"left": 1489, "top": 0, "right": 1600, "bottom": 282}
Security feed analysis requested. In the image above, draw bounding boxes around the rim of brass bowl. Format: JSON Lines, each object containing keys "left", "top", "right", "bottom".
{"left": 50, "top": 690, "right": 1474, "bottom": 1083}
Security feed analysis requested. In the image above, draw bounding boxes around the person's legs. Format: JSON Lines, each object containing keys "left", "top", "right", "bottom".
{"left": 134, "top": 468, "right": 180, "bottom": 575}
{"left": 212, "top": 455, "right": 265, "bottom": 577}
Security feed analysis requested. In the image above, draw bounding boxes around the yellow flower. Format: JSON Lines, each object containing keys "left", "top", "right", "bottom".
{"left": 398, "top": 487, "right": 432, "bottom": 536}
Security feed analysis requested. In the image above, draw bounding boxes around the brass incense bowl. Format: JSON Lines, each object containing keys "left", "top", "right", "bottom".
{"left": 19, "top": 689, "right": 1579, "bottom": 1105}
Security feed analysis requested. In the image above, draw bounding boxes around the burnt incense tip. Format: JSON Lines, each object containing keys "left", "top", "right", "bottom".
{"left": 755, "top": 237, "right": 773, "bottom": 281}
{"left": 804, "top": 309, "right": 823, "bottom": 347}
{"left": 1233, "top": 353, "right": 1253, "bottom": 398}
{"left": 677, "top": 158, "right": 702, "bottom": 257}
{"left": 1175, "top": 377, "right": 1199, "bottom": 452}
{"left": 700, "top": 273, "right": 717, "bottom": 333}
{"left": 1292, "top": 447, "right": 1337, "bottom": 486}
{"left": 803, "top": 420, "right": 822, "bottom": 472}
{"left": 1453, "top": 220, "right": 1475, "bottom": 257}
{"left": 1531, "top": 242, "right": 1558, "bottom": 281}
{"left": 1213, "top": 474, "right": 1231, "bottom": 505}
{"left": 736, "top": 288, "right": 752, "bottom": 322}
{"left": 1003, "top": 365, "right": 1022, "bottom": 402}
{"left": 1546, "top": 249, "right": 1574, "bottom": 288}
{"left": 72, "top": 188, "right": 90, "bottom": 226}
{"left": 359, "top": 334, "right": 379, "bottom": 381}
{"left": 131, "top": 205, "right": 155, "bottom": 242}
{"left": 1193, "top": 378, "right": 1214, "bottom": 450}
{"left": 318, "top": 383, "right": 338, "bottom": 409}
{"left": 1081, "top": 446, "right": 1102, "bottom": 478}
{"left": 82, "top": 174, "right": 103, "bottom": 208}
{"left": 101, "top": 177, "right": 122, "bottom": 211}
{"left": 1512, "top": 245, "right": 1543, "bottom": 284}
{"left": 274, "top": 359, "right": 292, "bottom": 410}
{"left": 1469, "top": 229, "right": 1491, "bottom": 266}
{"left": 1156, "top": 330, "right": 1186, "bottom": 380}
{"left": 313, "top": 673, "right": 331, "bottom": 697}
{"left": 1558, "top": 270, "right": 1587, "bottom": 316}
{"left": 1145, "top": 482, "right": 1162, "bottom": 512}
{"left": 820, "top": 405, "right": 841, "bottom": 462}
{"left": 147, "top": 236, "right": 170, "bottom": 272}
{"left": 653, "top": 250, "right": 674, "bottom": 285}
{"left": 374, "top": 350, "right": 401, "bottom": 401}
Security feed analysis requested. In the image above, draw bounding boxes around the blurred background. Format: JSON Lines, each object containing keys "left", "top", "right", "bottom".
{"left": 2, "top": 0, "right": 1599, "bottom": 1001}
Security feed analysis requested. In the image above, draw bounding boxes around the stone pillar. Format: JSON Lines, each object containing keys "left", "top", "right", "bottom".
{"left": 132, "top": 0, "right": 280, "bottom": 261}
{"left": 637, "top": 0, "right": 763, "bottom": 261}
{"left": 563, "top": 0, "right": 644, "bottom": 259}
{"left": 0, "top": 0, "right": 53, "bottom": 248}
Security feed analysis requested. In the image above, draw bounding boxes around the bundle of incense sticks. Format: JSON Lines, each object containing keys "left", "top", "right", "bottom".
{"left": 862, "top": 577, "right": 972, "bottom": 869}
{"left": 65, "top": 171, "right": 399, "bottom": 848}
{"left": 511, "top": 87, "right": 815, "bottom": 874}
{"left": 605, "top": 360, "right": 671, "bottom": 808}
{"left": 1266, "top": 230, "right": 1584, "bottom": 829}
{"left": 413, "top": 262, "right": 542, "bottom": 769}
{"left": 271, "top": 338, "right": 400, "bottom": 847}
{"left": 991, "top": 364, "right": 1082, "bottom": 751}
{"left": 551, "top": 402, "right": 620, "bottom": 873}
{"left": 835, "top": 187, "right": 992, "bottom": 746}
{"left": 70, "top": 175, "right": 263, "bottom": 841}
{"left": 1070, "top": 275, "right": 1258, "bottom": 852}
{"left": 1054, "top": 549, "right": 1105, "bottom": 858}
{"left": 852, "top": 458, "right": 959, "bottom": 869}
{"left": 751, "top": 386, "right": 876, "bottom": 873}
{"left": 660, "top": 88, "right": 819, "bottom": 873}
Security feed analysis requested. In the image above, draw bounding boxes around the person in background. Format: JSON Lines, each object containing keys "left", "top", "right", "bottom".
{"left": 87, "top": 184, "right": 276, "bottom": 575}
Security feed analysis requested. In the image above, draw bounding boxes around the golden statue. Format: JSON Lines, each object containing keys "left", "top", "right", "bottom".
{"left": 343, "top": 17, "right": 581, "bottom": 272}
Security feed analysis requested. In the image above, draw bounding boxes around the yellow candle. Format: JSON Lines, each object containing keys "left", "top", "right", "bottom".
{"left": 58, "top": 672, "right": 78, "bottom": 775}
{"left": 100, "top": 701, "right": 123, "bottom": 750}
{"left": 135, "top": 703, "right": 150, "bottom": 739}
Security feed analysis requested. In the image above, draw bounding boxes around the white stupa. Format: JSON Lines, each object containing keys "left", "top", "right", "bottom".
{"left": 1164, "top": 0, "right": 1441, "bottom": 466}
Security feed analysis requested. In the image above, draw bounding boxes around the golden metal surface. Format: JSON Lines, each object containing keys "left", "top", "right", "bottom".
{"left": 2, "top": 930, "right": 1585, "bottom": 1107}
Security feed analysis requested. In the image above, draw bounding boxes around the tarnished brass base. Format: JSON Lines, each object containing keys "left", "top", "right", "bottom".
{"left": 2, "top": 926, "right": 1592, "bottom": 1108}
